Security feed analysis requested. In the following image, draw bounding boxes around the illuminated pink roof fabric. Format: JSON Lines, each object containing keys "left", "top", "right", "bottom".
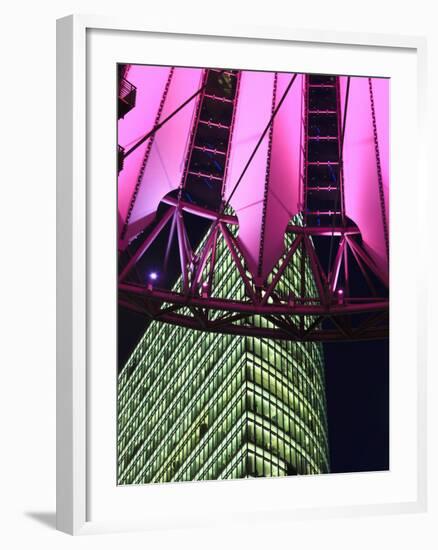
{"left": 118, "top": 65, "right": 171, "bottom": 239}
{"left": 263, "top": 73, "right": 304, "bottom": 281}
{"left": 223, "top": 71, "right": 274, "bottom": 282}
{"left": 224, "top": 72, "right": 303, "bottom": 283}
{"left": 118, "top": 67, "right": 389, "bottom": 284}
{"left": 118, "top": 67, "right": 204, "bottom": 249}
{"left": 373, "top": 78, "right": 389, "bottom": 229}
{"left": 340, "top": 76, "right": 389, "bottom": 278}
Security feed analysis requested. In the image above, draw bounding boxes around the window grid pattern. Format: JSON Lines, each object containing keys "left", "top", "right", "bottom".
{"left": 118, "top": 217, "right": 330, "bottom": 484}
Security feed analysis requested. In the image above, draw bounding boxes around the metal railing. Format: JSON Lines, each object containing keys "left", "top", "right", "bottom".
{"left": 118, "top": 144, "right": 125, "bottom": 173}
{"left": 118, "top": 77, "right": 137, "bottom": 118}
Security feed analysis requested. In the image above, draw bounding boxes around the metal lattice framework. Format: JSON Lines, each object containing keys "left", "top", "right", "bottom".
{"left": 118, "top": 69, "right": 389, "bottom": 342}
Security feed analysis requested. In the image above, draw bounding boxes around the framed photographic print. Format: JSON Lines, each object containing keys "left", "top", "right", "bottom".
{"left": 56, "top": 15, "right": 427, "bottom": 535}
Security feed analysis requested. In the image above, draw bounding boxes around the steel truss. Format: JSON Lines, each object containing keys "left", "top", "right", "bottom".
{"left": 118, "top": 71, "right": 389, "bottom": 342}
{"left": 119, "top": 200, "right": 389, "bottom": 342}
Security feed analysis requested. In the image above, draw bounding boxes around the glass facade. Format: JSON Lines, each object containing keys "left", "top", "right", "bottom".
{"left": 118, "top": 222, "right": 330, "bottom": 484}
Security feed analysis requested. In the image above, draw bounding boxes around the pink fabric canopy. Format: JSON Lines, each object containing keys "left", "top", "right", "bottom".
{"left": 224, "top": 72, "right": 303, "bottom": 284}
{"left": 339, "top": 76, "right": 390, "bottom": 279}
{"left": 118, "top": 65, "right": 171, "bottom": 239}
{"left": 118, "top": 66, "right": 389, "bottom": 285}
{"left": 118, "top": 67, "right": 203, "bottom": 249}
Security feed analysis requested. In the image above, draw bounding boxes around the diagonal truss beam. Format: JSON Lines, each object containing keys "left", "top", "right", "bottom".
{"left": 176, "top": 210, "right": 189, "bottom": 292}
{"left": 261, "top": 234, "right": 303, "bottom": 305}
{"left": 119, "top": 206, "right": 174, "bottom": 282}
{"left": 219, "top": 223, "right": 257, "bottom": 302}
{"left": 303, "top": 234, "right": 329, "bottom": 306}
{"left": 345, "top": 235, "right": 389, "bottom": 288}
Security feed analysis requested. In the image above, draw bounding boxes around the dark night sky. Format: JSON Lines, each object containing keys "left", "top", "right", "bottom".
{"left": 323, "top": 339, "right": 389, "bottom": 473}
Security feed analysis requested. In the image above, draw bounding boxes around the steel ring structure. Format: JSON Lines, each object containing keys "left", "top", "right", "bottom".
{"left": 118, "top": 68, "right": 389, "bottom": 342}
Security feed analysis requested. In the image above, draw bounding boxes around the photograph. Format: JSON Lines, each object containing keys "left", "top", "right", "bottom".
{"left": 116, "top": 64, "right": 389, "bottom": 485}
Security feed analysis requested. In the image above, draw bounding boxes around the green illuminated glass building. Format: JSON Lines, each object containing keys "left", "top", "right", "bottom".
{"left": 117, "top": 223, "right": 330, "bottom": 484}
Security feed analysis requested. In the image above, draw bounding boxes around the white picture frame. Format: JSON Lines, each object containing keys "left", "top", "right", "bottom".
{"left": 56, "top": 14, "right": 428, "bottom": 535}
